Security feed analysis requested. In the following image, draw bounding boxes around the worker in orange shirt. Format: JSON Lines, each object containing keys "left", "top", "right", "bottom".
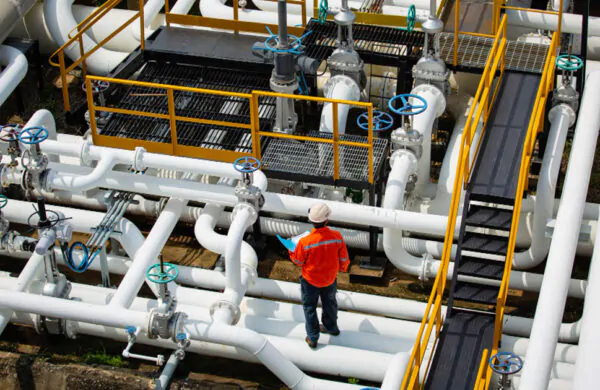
{"left": 289, "top": 202, "right": 350, "bottom": 349}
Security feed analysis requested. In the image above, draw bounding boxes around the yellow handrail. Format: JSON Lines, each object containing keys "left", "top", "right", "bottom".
{"left": 400, "top": 15, "right": 508, "bottom": 390}
{"left": 49, "top": 0, "right": 145, "bottom": 112}
{"left": 472, "top": 30, "right": 559, "bottom": 390}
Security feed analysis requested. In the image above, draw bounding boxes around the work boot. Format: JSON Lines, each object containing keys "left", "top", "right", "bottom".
{"left": 305, "top": 336, "right": 318, "bottom": 349}
{"left": 320, "top": 324, "right": 340, "bottom": 336}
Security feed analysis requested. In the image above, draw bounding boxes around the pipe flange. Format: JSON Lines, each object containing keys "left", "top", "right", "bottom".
{"left": 419, "top": 252, "right": 433, "bottom": 282}
{"left": 391, "top": 127, "right": 423, "bottom": 148}
{"left": 242, "top": 263, "right": 258, "bottom": 286}
{"left": 270, "top": 77, "right": 298, "bottom": 94}
{"left": 323, "top": 75, "right": 361, "bottom": 101}
{"left": 390, "top": 149, "right": 419, "bottom": 172}
{"left": 209, "top": 300, "right": 241, "bottom": 325}
{"left": 411, "top": 84, "right": 447, "bottom": 117}
{"left": 132, "top": 147, "right": 146, "bottom": 172}
{"left": 232, "top": 202, "right": 258, "bottom": 226}
{"left": 79, "top": 139, "right": 93, "bottom": 167}
{"left": 170, "top": 312, "right": 188, "bottom": 342}
{"left": 549, "top": 103, "right": 576, "bottom": 127}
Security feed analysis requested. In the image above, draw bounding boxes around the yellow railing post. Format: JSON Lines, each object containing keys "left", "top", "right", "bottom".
{"left": 557, "top": 0, "right": 564, "bottom": 38}
{"left": 85, "top": 77, "right": 98, "bottom": 141}
{"left": 233, "top": 0, "right": 240, "bottom": 34}
{"left": 139, "top": 0, "right": 145, "bottom": 51}
{"left": 165, "top": 0, "right": 171, "bottom": 27}
{"left": 58, "top": 52, "right": 70, "bottom": 112}
{"left": 167, "top": 88, "right": 177, "bottom": 154}
{"left": 249, "top": 93, "right": 261, "bottom": 160}
{"left": 332, "top": 102, "right": 340, "bottom": 181}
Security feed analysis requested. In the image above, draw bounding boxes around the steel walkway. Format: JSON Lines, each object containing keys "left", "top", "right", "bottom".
{"left": 424, "top": 71, "right": 541, "bottom": 389}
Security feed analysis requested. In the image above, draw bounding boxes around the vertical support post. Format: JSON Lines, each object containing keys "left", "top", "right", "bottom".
{"left": 167, "top": 89, "right": 177, "bottom": 154}
{"left": 250, "top": 93, "right": 262, "bottom": 161}
{"left": 578, "top": 0, "right": 589, "bottom": 95}
{"left": 99, "top": 246, "right": 111, "bottom": 288}
{"left": 86, "top": 77, "right": 98, "bottom": 139}
{"left": 557, "top": 0, "right": 564, "bottom": 39}
{"left": 165, "top": 0, "right": 171, "bottom": 28}
{"left": 233, "top": 0, "right": 239, "bottom": 34}
{"left": 78, "top": 37, "right": 87, "bottom": 79}
{"left": 139, "top": 0, "right": 145, "bottom": 51}
{"left": 367, "top": 105, "right": 374, "bottom": 184}
{"left": 332, "top": 102, "right": 340, "bottom": 181}
{"left": 453, "top": 0, "right": 459, "bottom": 67}
{"left": 59, "top": 52, "right": 70, "bottom": 112}
{"left": 301, "top": 0, "right": 307, "bottom": 27}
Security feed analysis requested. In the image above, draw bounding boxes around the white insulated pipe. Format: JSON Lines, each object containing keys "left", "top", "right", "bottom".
{"left": 513, "top": 104, "right": 575, "bottom": 269}
{"left": 319, "top": 75, "right": 361, "bottom": 135}
{"left": 0, "top": 253, "right": 44, "bottom": 334}
{"left": 572, "top": 219, "right": 600, "bottom": 387}
{"left": 43, "top": 0, "right": 127, "bottom": 75}
{"left": 110, "top": 197, "right": 187, "bottom": 308}
{"left": 0, "top": 45, "right": 28, "bottom": 106}
{"left": 519, "top": 72, "right": 600, "bottom": 390}
{"left": 200, "top": 0, "right": 303, "bottom": 27}
{"left": 507, "top": 10, "right": 600, "bottom": 37}
{"left": 380, "top": 352, "right": 410, "bottom": 390}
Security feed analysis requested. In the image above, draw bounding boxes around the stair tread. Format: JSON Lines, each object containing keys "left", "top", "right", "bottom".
{"left": 458, "top": 256, "right": 505, "bottom": 280}
{"left": 453, "top": 281, "right": 499, "bottom": 305}
{"left": 466, "top": 205, "right": 513, "bottom": 231}
{"left": 461, "top": 232, "right": 509, "bottom": 255}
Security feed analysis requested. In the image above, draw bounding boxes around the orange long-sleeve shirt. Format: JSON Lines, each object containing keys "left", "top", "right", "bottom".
{"left": 289, "top": 227, "right": 350, "bottom": 287}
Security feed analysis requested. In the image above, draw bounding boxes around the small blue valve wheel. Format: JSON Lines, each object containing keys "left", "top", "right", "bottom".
{"left": 388, "top": 94, "right": 428, "bottom": 116}
{"left": 146, "top": 262, "right": 179, "bottom": 284}
{"left": 489, "top": 352, "right": 523, "bottom": 375}
{"left": 18, "top": 126, "right": 49, "bottom": 145}
{"left": 556, "top": 54, "right": 583, "bottom": 71}
{"left": 357, "top": 110, "right": 394, "bottom": 132}
{"left": 233, "top": 156, "right": 261, "bottom": 173}
{"left": 176, "top": 333, "right": 187, "bottom": 341}
{"left": 0, "top": 194, "right": 7, "bottom": 209}
{"left": 125, "top": 326, "right": 137, "bottom": 335}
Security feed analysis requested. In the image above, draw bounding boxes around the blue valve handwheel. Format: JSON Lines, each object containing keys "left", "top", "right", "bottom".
{"left": 82, "top": 79, "right": 110, "bottom": 93}
{"left": 388, "top": 94, "right": 428, "bottom": 116}
{"left": 0, "top": 194, "right": 7, "bottom": 209}
{"left": 233, "top": 156, "right": 261, "bottom": 173}
{"left": 146, "top": 262, "right": 179, "bottom": 284}
{"left": 489, "top": 352, "right": 523, "bottom": 375}
{"left": 556, "top": 54, "right": 583, "bottom": 71}
{"left": 357, "top": 110, "right": 394, "bottom": 131}
{"left": 406, "top": 5, "right": 416, "bottom": 32}
{"left": 18, "top": 126, "right": 49, "bottom": 145}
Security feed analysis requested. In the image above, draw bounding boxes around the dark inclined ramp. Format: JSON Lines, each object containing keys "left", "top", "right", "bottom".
{"left": 468, "top": 72, "right": 541, "bottom": 204}
{"left": 424, "top": 71, "right": 541, "bottom": 390}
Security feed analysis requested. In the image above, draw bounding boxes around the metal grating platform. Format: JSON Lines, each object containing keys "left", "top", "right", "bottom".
{"left": 99, "top": 62, "right": 275, "bottom": 152}
{"left": 303, "top": 20, "right": 549, "bottom": 73}
{"left": 261, "top": 131, "right": 388, "bottom": 187}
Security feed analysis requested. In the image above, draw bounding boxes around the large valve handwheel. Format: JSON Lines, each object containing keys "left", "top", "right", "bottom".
{"left": 556, "top": 54, "right": 583, "bottom": 72}
{"left": 27, "top": 210, "right": 61, "bottom": 229}
{"left": 388, "top": 94, "right": 428, "bottom": 116}
{"left": 146, "top": 262, "right": 179, "bottom": 284}
{"left": 18, "top": 126, "right": 49, "bottom": 145}
{"left": 0, "top": 124, "right": 21, "bottom": 142}
{"left": 233, "top": 156, "right": 261, "bottom": 173}
{"left": 489, "top": 352, "right": 523, "bottom": 375}
{"left": 0, "top": 194, "right": 7, "bottom": 209}
{"left": 82, "top": 79, "right": 110, "bottom": 94}
{"left": 357, "top": 110, "right": 394, "bottom": 131}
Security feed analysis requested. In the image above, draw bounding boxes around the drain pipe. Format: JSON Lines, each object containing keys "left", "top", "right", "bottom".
{"left": 0, "top": 45, "right": 28, "bottom": 106}
{"left": 519, "top": 71, "right": 600, "bottom": 390}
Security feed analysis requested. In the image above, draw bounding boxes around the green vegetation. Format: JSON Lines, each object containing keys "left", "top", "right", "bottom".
{"left": 83, "top": 348, "right": 128, "bottom": 368}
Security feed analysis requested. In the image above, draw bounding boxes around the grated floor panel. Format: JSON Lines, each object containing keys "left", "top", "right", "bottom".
{"left": 261, "top": 131, "right": 388, "bottom": 184}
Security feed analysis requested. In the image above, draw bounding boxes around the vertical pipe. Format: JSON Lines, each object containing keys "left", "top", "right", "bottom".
{"left": 156, "top": 352, "right": 180, "bottom": 389}
{"left": 278, "top": 0, "right": 288, "bottom": 47}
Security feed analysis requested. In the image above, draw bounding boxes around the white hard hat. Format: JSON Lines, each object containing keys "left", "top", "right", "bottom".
{"left": 308, "top": 202, "right": 331, "bottom": 223}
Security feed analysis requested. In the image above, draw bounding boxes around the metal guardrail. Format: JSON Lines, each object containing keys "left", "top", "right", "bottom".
{"left": 49, "top": 0, "right": 145, "bottom": 112}
{"left": 472, "top": 29, "right": 559, "bottom": 390}
{"left": 399, "top": 15, "right": 508, "bottom": 390}
{"left": 86, "top": 76, "right": 375, "bottom": 183}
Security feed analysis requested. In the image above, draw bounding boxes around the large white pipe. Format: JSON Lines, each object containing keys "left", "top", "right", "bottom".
{"left": 200, "top": 0, "right": 303, "bottom": 26}
{"left": 519, "top": 72, "right": 600, "bottom": 390}
{"left": 0, "top": 45, "right": 28, "bottom": 106}
{"left": 507, "top": 10, "right": 600, "bottom": 36}
{"left": 572, "top": 219, "right": 600, "bottom": 387}
{"left": 319, "top": 75, "right": 362, "bottom": 135}
{"left": 380, "top": 352, "right": 410, "bottom": 390}
{"left": 513, "top": 104, "right": 575, "bottom": 269}
{"left": 0, "top": 0, "right": 37, "bottom": 44}
{"left": 501, "top": 335, "right": 578, "bottom": 365}
{"left": 110, "top": 198, "right": 187, "bottom": 308}
{"left": 0, "top": 253, "right": 44, "bottom": 334}
{"left": 43, "top": 0, "right": 127, "bottom": 75}
{"left": 410, "top": 84, "right": 446, "bottom": 196}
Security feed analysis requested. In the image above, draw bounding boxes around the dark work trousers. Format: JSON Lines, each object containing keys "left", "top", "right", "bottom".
{"left": 300, "top": 276, "right": 339, "bottom": 343}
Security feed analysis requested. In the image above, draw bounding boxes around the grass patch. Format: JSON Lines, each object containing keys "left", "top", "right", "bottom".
{"left": 83, "top": 347, "right": 128, "bottom": 368}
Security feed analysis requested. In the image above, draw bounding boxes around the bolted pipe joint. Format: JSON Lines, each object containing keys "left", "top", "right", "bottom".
{"left": 209, "top": 300, "right": 242, "bottom": 325}
{"left": 549, "top": 104, "right": 576, "bottom": 128}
